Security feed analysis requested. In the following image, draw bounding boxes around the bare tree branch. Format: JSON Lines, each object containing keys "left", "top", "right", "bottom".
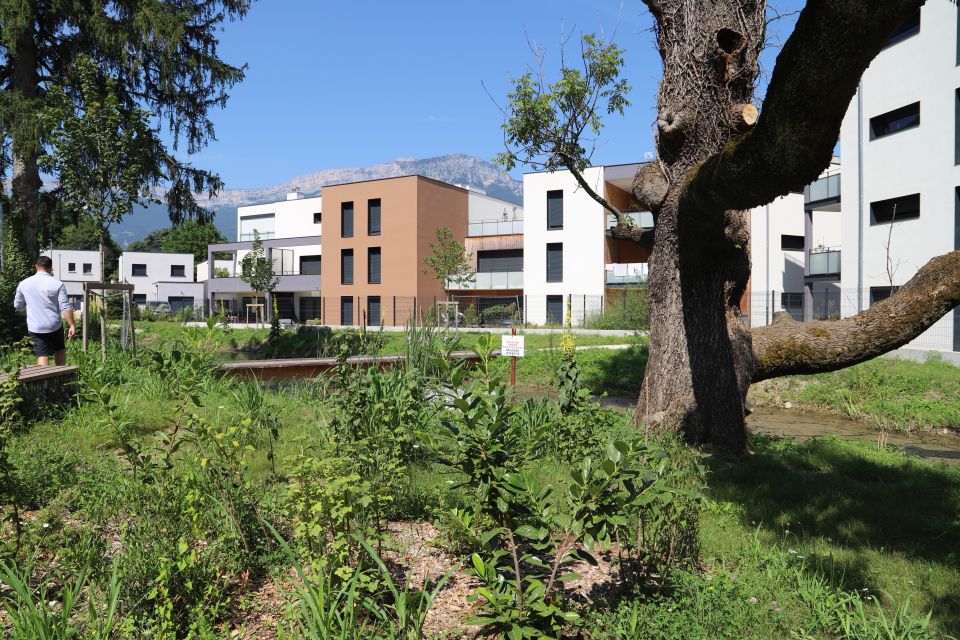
{"left": 683, "top": 0, "right": 924, "bottom": 213}
{"left": 751, "top": 250, "right": 960, "bottom": 382}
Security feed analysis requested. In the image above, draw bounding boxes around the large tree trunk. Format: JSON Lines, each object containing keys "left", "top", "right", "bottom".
{"left": 8, "top": 9, "right": 42, "bottom": 263}
{"left": 632, "top": 1, "right": 764, "bottom": 451}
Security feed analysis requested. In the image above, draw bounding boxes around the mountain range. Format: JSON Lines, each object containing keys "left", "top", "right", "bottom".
{"left": 113, "top": 153, "right": 523, "bottom": 246}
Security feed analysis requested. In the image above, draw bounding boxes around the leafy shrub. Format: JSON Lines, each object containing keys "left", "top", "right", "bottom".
{"left": 586, "top": 286, "right": 649, "bottom": 331}
{"left": 481, "top": 303, "right": 519, "bottom": 325}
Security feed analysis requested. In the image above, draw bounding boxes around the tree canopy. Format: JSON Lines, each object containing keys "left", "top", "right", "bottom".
{"left": 127, "top": 220, "right": 228, "bottom": 264}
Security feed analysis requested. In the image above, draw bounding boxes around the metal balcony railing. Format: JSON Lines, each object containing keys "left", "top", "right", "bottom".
{"left": 804, "top": 174, "right": 841, "bottom": 203}
{"left": 239, "top": 232, "right": 276, "bottom": 241}
{"left": 448, "top": 271, "right": 524, "bottom": 290}
{"left": 468, "top": 219, "right": 524, "bottom": 237}
{"left": 808, "top": 249, "right": 841, "bottom": 276}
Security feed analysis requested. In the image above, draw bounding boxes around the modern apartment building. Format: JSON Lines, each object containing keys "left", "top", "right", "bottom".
{"left": 839, "top": 0, "right": 959, "bottom": 351}
{"left": 118, "top": 251, "right": 204, "bottom": 312}
{"left": 320, "top": 175, "right": 522, "bottom": 326}
{"left": 522, "top": 163, "right": 652, "bottom": 325}
{"left": 41, "top": 248, "right": 102, "bottom": 311}
{"left": 204, "top": 190, "right": 322, "bottom": 322}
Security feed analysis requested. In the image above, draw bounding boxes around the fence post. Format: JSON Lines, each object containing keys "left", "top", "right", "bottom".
{"left": 393, "top": 296, "right": 397, "bottom": 327}
{"left": 600, "top": 294, "right": 604, "bottom": 318}
{"left": 583, "top": 295, "right": 586, "bottom": 324}
{"left": 413, "top": 296, "right": 417, "bottom": 325}
{"left": 523, "top": 294, "right": 527, "bottom": 324}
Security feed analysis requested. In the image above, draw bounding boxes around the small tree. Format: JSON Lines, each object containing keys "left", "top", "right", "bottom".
{"left": 421, "top": 225, "right": 473, "bottom": 300}
{"left": 239, "top": 231, "right": 279, "bottom": 325}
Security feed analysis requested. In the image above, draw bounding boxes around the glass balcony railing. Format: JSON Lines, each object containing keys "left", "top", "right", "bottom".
{"left": 239, "top": 232, "right": 276, "bottom": 241}
{"left": 606, "top": 211, "right": 654, "bottom": 229}
{"left": 808, "top": 249, "right": 841, "bottom": 276}
{"left": 468, "top": 219, "right": 524, "bottom": 237}
{"left": 804, "top": 174, "right": 841, "bottom": 203}
{"left": 448, "top": 271, "right": 523, "bottom": 290}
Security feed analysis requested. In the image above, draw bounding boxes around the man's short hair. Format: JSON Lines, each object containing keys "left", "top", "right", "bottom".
{"left": 35, "top": 256, "right": 53, "bottom": 270}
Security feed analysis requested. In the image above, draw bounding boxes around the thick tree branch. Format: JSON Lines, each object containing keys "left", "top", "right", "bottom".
{"left": 751, "top": 250, "right": 960, "bottom": 382}
{"left": 684, "top": 0, "right": 924, "bottom": 212}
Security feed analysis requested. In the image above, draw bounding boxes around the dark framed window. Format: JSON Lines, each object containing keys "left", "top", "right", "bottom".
{"left": 67, "top": 262, "right": 76, "bottom": 272}
{"left": 367, "top": 247, "right": 382, "bottom": 284}
{"left": 341, "top": 202, "right": 354, "bottom": 238}
{"left": 477, "top": 249, "right": 523, "bottom": 273}
{"left": 780, "top": 292, "right": 804, "bottom": 321}
{"left": 132, "top": 264, "right": 147, "bottom": 276}
{"left": 341, "top": 249, "right": 354, "bottom": 284}
{"left": 546, "top": 190, "right": 563, "bottom": 230}
{"left": 300, "top": 255, "right": 321, "bottom": 275}
{"left": 367, "top": 296, "right": 381, "bottom": 326}
{"left": 170, "top": 265, "right": 186, "bottom": 277}
{"left": 133, "top": 294, "right": 147, "bottom": 305}
{"left": 870, "top": 286, "right": 899, "bottom": 306}
{"left": 368, "top": 198, "right": 381, "bottom": 236}
{"left": 546, "top": 295, "right": 564, "bottom": 325}
{"left": 341, "top": 296, "right": 354, "bottom": 325}
{"left": 82, "top": 263, "right": 92, "bottom": 274}
{"left": 546, "top": 243, "right": 563, "bottom": 282}
{"left": 781, "top": 235, "right": 805, "bottom": 251}
{"left": 168, "top": 296, "right": 195, "bottom": 312}
{"left": 955, "top": 89, "right": 959, "bottom": 165}
{"left": 299, "top": 297, "right": 321, "bottom": 321}
{"left": 870, "top": 102, "right": 920, "bottom": 139}
{"left": 313, "top": 212, "right": 322, "bottom": 224}
{"left": 871, "top": 194, "right": 920, "bottom": 224}
{"left": 885, "top": 9, "right": 920, "bottom": 47}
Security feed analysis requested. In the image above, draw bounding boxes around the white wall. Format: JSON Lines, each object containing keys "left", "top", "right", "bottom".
{"left": 43, "top": 249, "right": 102, "bottom": 298}
{"left": 467, "top": 190, "right": 522, "bottom": 223}
{"left": 118, "top": 251, "right": 196, "bottom": 303}
{"left": 748, "top": 193, "right": 807, "bottom": 326}
{"left": 236, "top": 194, "right": 322, "bottom": 242}
{"left": 840, "top": 0, "right": 960, "bottom": 351}
{"left": 523, "top": 167, "right": 608, "bottom": 325}
{"left": 196, "top": 259, "right": 235, "bottom": 282}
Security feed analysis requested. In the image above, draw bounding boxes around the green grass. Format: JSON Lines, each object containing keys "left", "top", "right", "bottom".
{"left": 750, "top": 357, "right": 960, "bottom": 433}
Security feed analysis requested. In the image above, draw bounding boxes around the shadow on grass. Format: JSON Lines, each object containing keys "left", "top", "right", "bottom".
{"left": 581, "top": 344, "right": 648, "bottom": 397}
{"left": 706, "top": 435, "right": 960, "bottom": 629}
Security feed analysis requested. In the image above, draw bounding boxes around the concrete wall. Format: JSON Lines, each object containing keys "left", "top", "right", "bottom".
{"left": 42, "top": 249, "right": 101, "bottom": 298}
{"left": 467, "top": 190, "right": 522, "bottom": 224}
{"left": 523, "top": 167, "right": 608, "bottom": 325}
{"left": 840, "top": 0, "right": 960, "bottom": 351}
{"left": 236, "top": 194, "right": 322, "bottom": 241}
{"left": 196, "top": 259, "right": 235, "bottom": 281}
{"left": 748, "top": 193, "right": 807, "bottom": 326}
{"left": 118, "top": 251, "right": 196, "bottom": 303}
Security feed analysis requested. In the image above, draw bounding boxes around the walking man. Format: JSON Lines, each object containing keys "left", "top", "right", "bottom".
{"left": 13, "top": 256, "right": 76, "bottom": 366}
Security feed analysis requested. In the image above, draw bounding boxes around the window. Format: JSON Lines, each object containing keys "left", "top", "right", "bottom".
{"left": 546, "top": 243, "right": 563, "bottom": 282}
{"left": 871, "top": 194, "right": 920, "bottom": 224}
{"left": 546, "top": 295, "right": 564, "bottom": 325}
{"left": 477, "top": 249, "right": 523, "bottom": 273}
{"left": 299, "top": 297, "right": 321, "bottom": 322}
{"left": 133, "top": 294, "right": 146, "bottom": 305}
{"left": 239, "top": 213, "right": 275, "bottom": 241}
{"left": 885, "top": 9, "right": 920, "bottom": 47}
{"left": 313, "top": 212, "right": 322, "bottom": 224}
{"left": 955, "top": 89, "right": 959, "bottom": 165}
{"left": 870, "top": 286, "right": 899, "bottom": 306}
{"left": 300, "top": 255, "right": 321, "bottom": 275}
{"left": 367, "top": 247, "right": 382, "bottom": 284}
{"left": 547, "top": 190, "right": 563, "bottom": 230}
{"left": 780, "top": 293, "right": 803, "bottom": 321}
{"left": 781, "top": 235, "right": 805, "bottom": 251}
{"left": 870, "top": 102, "right": 920, "bottom": 139}
{"left": 341, "top": 296, "right": 354, "bottom": 325}
{"left": 132, "top": 264, "right": 147, "bottom": 277}
{"left": 368, "top": 198, "right": 381, "bottom": 236}
{"left": 82, "top": 263, "right": 92, "bottom": 274}
{"left": 68, "top": 262, "right": 76, "bottom": 273}
{"left": 341, "top": 202, "right": 354, "bottom": 238}
{"left": 168, "top": 297, "right": 195, "bottom": 313}
{"left": 341, "top": 249, "right": 354, "bottom": 284}
{"left": 170, "top": 265, "right": 186, "bottom": 278}
{"left": 367, "top": 296, "right": 381, "bottom": 326}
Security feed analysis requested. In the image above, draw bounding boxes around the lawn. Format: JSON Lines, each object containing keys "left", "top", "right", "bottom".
{"left": 1, "top": 326, "right": 957, "bottom": 638}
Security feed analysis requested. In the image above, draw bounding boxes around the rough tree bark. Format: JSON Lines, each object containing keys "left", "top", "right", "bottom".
{"left": 8, "top": 15, "right": 42, "bottom": 263}
{"left": 629, "top": 0, "right": 954, "bottom": 452}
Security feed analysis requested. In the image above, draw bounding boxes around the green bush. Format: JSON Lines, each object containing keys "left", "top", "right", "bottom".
{"left": 586, "top": 286, "right": 649, "bottom": 330}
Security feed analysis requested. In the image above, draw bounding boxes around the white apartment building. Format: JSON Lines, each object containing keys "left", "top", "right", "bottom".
{"left": 205, "top": 190, "right": 322, "bottom": 322}
{"left": 42, "top": 249, "right": 102, "bottom": 311}
{"left": 522, "top": 163, "right": 652, "bottom": 326}
{"left": 839, "top": 0, "right": 959, "bottom": 352}
{"left": 118, "top": 251, "right": 205, "bottom": 312}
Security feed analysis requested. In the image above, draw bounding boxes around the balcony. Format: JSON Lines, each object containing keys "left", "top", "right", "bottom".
{"left": 468, "top": 219, "right": 524, "bottom": 237}
{"left": 605, "top": 263, "right": 648, "bottom": 285}
{"left": 606, "top": 211, "right": 654, "bottom": 230}
{"left": 807, "top": 248, "right": 841, "bottom": 277}
{"left": 239, "top": 232, "right": 276, "bottom": 241}
{"left": 206, "top": 273, "right": 320, "bottom": 294}
{"left": 804, "top": 174, "right": 841, "bottom": 205}
{"left": 448, "top": 271, "right": 523, "bottom": 291}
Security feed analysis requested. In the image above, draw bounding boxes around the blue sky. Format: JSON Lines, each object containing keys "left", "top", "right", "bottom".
{"left": 186, "top": 0, "right": 803, "bottom": 189}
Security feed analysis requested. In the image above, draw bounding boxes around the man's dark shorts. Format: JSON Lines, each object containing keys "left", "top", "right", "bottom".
{"left": 28, "top": 328, "right": 66, "bottom": 357}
